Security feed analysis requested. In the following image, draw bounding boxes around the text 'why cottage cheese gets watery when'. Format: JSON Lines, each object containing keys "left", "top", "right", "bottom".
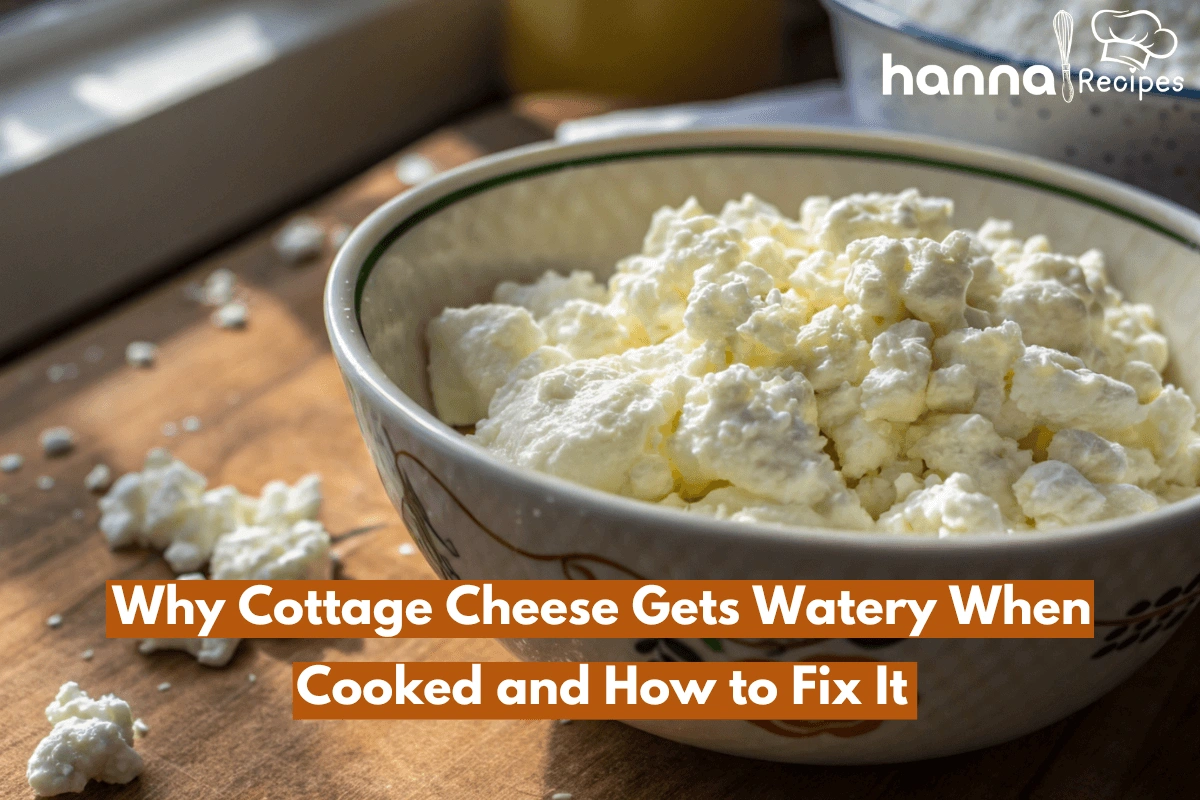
{"left": 428, "top": 190, "right": 1200, "bottom": 537}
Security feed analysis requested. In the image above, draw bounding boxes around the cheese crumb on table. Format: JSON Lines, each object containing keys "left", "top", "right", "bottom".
{"left": 139, "top": 573, "right": 241, "bottom": 666}
{"left": 47, "top": 364, "right": 79, "bottom": 383}
{"left": 37, "top": 476, "right": 55, "bottom": 491}
{"left": 210, "top": 519, "right": 332, "bottom": 579}
{"left": 272, "top": 216, "right": 325, "bottom": 263}
{"left": 97, "top": 448, "right": 327, "bottom": 574}
{"left": 1, "top": 453, "right": 22, "bottom": 472}
{"left": 124, "top": 342, "right": 157, "bottom": 368}
{"left": 84, "top": 464, "right": 112, "bottom": 493}
{"left": 200, "top": 268, "right": 236, "bottom": 306}
{"left": 138, "top": 634, "right": 240, "bottom": 666}
{"left": 212, "top": 302, "right": 248, "bottom": 329}
{"left": 157, "top": 682, "right": 171, "bottom": 692}
{"left": 428, "top": 190, "right": 1200, "bottom": 535}
{"left": 131, "top": 719, "right": 149, "bottom": 738}
{"left": 27, "top": 683, "right": 143, "bottom": 796}
{"left": 40, "top": 427, "right": 75, "bottom": 457}
{"left": 46, "top": 614, "right": 63, "bottom": 628}
{"left": 396, "top": 153, "right": 439, "bottom": 185}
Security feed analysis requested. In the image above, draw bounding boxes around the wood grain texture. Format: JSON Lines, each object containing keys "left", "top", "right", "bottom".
{"left": 1, "top": 97, "right": 1198, "bottom": 799}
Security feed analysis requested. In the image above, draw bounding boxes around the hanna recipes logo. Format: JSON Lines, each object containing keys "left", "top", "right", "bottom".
{"left": 883, "top": 8, "right": 1186, "bottom": 102}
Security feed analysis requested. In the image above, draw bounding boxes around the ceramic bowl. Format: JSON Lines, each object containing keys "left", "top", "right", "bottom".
{"left": 325, "top": 127, "right": 1200, "bottom": 764}
{"left": 822, "top": 0, "right": 1200, "bottom": 211}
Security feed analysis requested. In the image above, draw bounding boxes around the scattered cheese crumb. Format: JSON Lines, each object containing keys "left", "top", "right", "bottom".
{"left": 132, "top": 719, "right": 149, "bottom": 738}
{"left": 557, "top": 718, "right": 572, "bottom": 725}
{"left": 551, "top": 793, "right": 573, "bottom": 800}
{"left": 247, "top": 673, "right": 257, "bottom": 684}
{"left": 210, "top": 519, "right": 332, "bottom": 580}
{"left": 46, "top": 614, "right": 63, "bottom": 628}
{"left": 139, "top": 574, "right": 241, "bottom": 667}
{"left": 98, "top": 449, "right": 326, "bottom": 574}
{"left": 156, "top": 682, "right": 171, "bottom": 692}
{"left": 182, "top": 416, "right": 202, "bottom": 433}
{"left": 397, "top": 543, "right": 416, "bottom": 556}
{"left": 47, "top": 363, "right": 79, "bottom": 383}
{"left": 81, "top": 649, "right": 95, "bottom": 661}
{"left": 37, "top": 475, "right": 55, "bottom": 490}
{"left": 125, "top": 342, "right": 157, "bottom": 368}
{"left": 139, "top": 637, "right": 240, "bottom": 667}
{"left": 71, "top": 508, "right": 85, "bottom": 520}
{"left": 84, "top": 464, "right": 113, "bottom": 493}
{"left": 396, "top": 153, "right": 439, "bottom": 185}
{"left": 201, "top": 268, "right": 236, "bottom": 306}
{"left": 26, "top": 683, "right": 143, "bottom": 796}
{"left": 272, "top": 216, "right": 325, "bottom": 263}
{"left": 1, "top": 452, "right": 23, "bottom": 472}
{"left": 212, "top": 302, "right": 248, "bottom": 329}
{"left": 40, "top": 427, "right": 75, "bottom": 457}
{"left": 161, "top": 422, "right": 178, "bottom": 437}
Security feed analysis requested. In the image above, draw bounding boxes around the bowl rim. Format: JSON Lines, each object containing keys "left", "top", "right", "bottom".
{"left": 821, "top": 0, "right": 1200, "bottom": 100}
{"left": 326, "top": 125, "right": 1200, "bottom": 555}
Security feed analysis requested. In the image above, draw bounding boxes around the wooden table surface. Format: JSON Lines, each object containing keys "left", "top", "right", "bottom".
{"left": 2, "top": 96, "right": 1198, "bottom": 800}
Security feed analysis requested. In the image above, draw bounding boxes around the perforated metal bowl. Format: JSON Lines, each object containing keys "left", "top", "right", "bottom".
{"left": 823, "top": 0, "right": 1200, "bottom": 210}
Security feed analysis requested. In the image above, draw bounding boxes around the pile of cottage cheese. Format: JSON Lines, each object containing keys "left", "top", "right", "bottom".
{"left": 99, "top": 448, "right": 331, "bottom": 580}
{"left": 94, "top": 448, "right": 332, "bottom": 669}
{"left": 27, "top": 683, "right": 143, "bottom": 796}
{"left": 427, "top": 190, "right": 1200, "bottom": 536}
{"left": 880, "top": 0, "right": 1200, "bottom": 85}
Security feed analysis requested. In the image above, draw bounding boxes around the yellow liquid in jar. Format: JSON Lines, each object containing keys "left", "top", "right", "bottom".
{"left": 504, "top": 0, "right": 783, "bottom": 104}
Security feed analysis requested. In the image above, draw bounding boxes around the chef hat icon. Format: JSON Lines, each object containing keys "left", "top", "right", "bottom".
{"left": 1091, "top": 10, "right": 1178, "bottom": 70}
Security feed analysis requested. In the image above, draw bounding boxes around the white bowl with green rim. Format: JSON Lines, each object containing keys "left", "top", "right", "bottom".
{"left": 325, "top": 127, "right": 1200, "bottom": 763}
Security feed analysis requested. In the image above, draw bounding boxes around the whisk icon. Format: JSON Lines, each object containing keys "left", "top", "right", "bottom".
{"left": 1054, "top": 10, "right": 1075, "bottom": 102}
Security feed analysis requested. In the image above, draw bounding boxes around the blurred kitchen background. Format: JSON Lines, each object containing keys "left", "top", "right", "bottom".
{"left": 1, "top": 0, "right": 1195, "bottom": 360}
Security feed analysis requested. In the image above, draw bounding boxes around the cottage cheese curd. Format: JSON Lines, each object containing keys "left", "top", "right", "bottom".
{"left": 428, "top": 190, "right": 1200, "bottom": 535}
{"left": 27, "top": 683, "right": 142, "bottom": 796}
{"left": 138, "top": 573, "right": 241, "bottom": 666}
{"left": 98, "top": 448, "right": 328, "bottom": 573}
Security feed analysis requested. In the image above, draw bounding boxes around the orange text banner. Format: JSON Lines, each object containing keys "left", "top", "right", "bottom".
{"left": 107, "top": 579, "right": 1094, "bottom": 639}
{"left": 291, "top": 661, "right": 919, "bottom": 720}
